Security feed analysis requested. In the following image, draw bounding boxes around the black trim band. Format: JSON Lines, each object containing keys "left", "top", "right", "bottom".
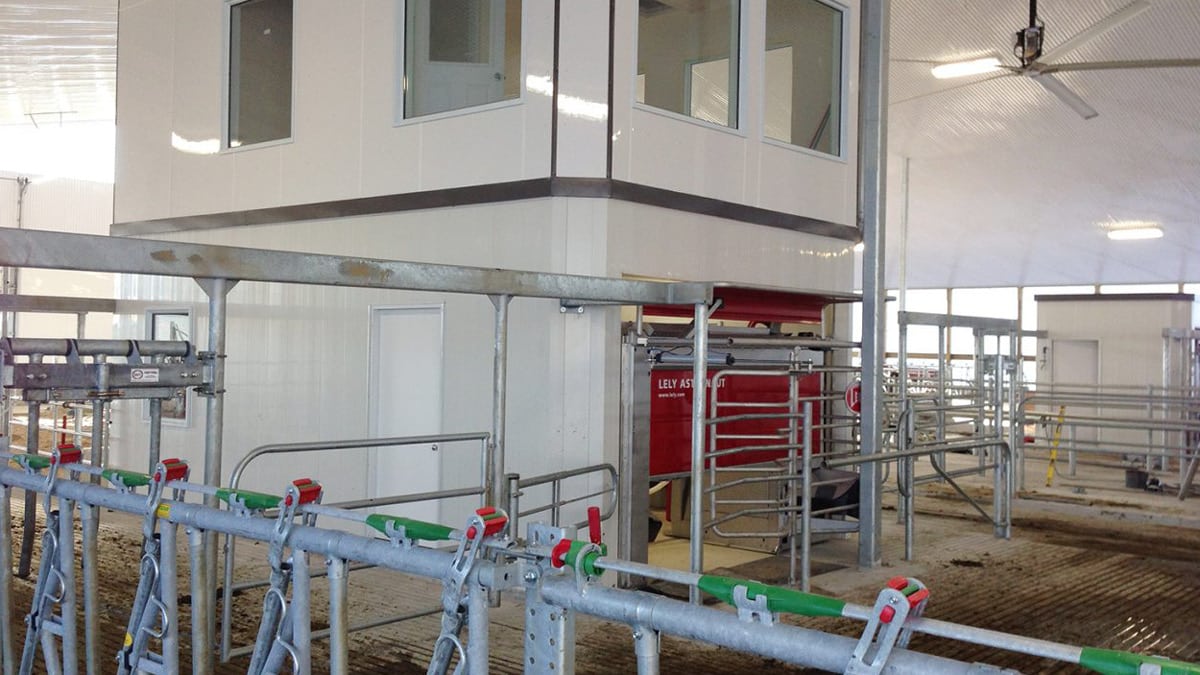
{"left": 111, "top": 177, "right": 860, "bottom": 241}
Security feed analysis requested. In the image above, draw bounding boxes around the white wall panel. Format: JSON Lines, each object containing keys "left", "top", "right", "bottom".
{"left": 553, "top": 1, "right": 610, "bottom": 178}
{"left": 279, "top": 1, "right": 364, "bottom": 203}
{"left": 114, "top": 0, "right": 175, "bottom": 222}
{"left": 606, "top": 200, "right": 855, "bottom": 292}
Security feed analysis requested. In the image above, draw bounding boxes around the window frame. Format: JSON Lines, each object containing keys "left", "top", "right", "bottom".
{"left": 394, "top": 0, "right": 526, "bottom": 126}
{"left": 222, "top": 0, "right": 296, "bottom": 152}
{"left": 759, "top": 0, "right": 850, "bottom": 162}
{"left": 631, "top": 0, "right": 747, "bottom": 136}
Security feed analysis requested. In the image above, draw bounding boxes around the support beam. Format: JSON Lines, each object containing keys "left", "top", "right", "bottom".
{"left": 856, "top": 0, "right": 890, "bottom": 569}
{"left": 0, "top": 229, "right": 708, "bottom": 306}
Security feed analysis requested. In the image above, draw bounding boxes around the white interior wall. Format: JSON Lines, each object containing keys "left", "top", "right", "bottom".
{"left": 115, "top": 0, "right": 556, "bottom": 223}
{"left": 0, "top": 175, "right": 114, "bottom": 338}
{"left": 1036, "top": 297, "right": 1193, "bottom": 450}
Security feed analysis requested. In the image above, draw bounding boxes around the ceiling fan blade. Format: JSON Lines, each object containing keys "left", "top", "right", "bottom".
{"left": 1042, "top": 58, "right": 1200, "bottom": 73}
{"left": 1039, "top": 0, "right": 1151, "bottom": 64}
{"left": 891, "top": 73, "right": 1012, "bottom": 106}
{"left": 1029, "top": 72, "right": 1099, "bottom": 119}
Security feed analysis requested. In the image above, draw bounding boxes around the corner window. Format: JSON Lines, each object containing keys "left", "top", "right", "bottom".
{"left": 227, "top": 0, "right": 293, "bottom": 148}
{"left": 403, "top": 0, "right": 523, "bottom": 119}
{"left": 764, "top": 0, "right": 843, "bottom": 156}
{"left": 636, "top": 0, "right": 740, "bottom": 128}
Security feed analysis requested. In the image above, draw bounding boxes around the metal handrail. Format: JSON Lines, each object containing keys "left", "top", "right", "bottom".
{"left": 511, "top": 463, "right": 617, "bottom": 530}
{"left": 219, "top": 431, "right": 490, "bottom": 662}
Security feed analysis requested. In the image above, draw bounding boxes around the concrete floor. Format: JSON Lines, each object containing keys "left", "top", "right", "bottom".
{"left": 3, "top": 449, "right": 1198, "bottom": 673}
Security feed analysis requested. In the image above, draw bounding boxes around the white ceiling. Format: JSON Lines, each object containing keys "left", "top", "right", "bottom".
{"left": 1, "top": 0, "right": 1198, "bottom": 289}
{"left": 0, "top": 1, "right": 115, "bottom": 126}
{"left": 888, "top": 0, "right": 1200, "bottom": 288}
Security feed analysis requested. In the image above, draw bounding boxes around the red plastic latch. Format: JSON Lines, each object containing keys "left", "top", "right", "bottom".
{"left": 886, "top": 576, "right": 909, "bottom": 591}
{"left": 550, "top": 538, "right": 573, "bottom": 568}
{"left": 906, "top": 588, "right": 930, "bottom": 607}
{"left": 587, "top": 506, "right": 602, "bottom": 545}
{"left": 879, "top": 606, "right": 896, "bottom": 623}
{"left": 160, "top": 458, "right": 188, "bottom": 482}
{"left": 465, "top": 507, "right": 508, "bottom": 539}
{"left": 290, "top": 479, "right": 321, "bottom": 506}
{"left": 54, "top": 445, "right": 82, "bottom": 466}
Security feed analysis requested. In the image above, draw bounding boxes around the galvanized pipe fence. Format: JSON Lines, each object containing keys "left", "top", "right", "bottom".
{"left": 1, "top": 457, "right": 1196, "bottom": 675}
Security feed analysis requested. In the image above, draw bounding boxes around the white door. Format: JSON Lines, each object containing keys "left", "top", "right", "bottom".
{"left": 407, "top": 0, "right": 508, "bottom": 116}
{"left": 369, "top": 306, "right": 444, "bottom": 524}
{"left": 1051, "top": 339, "right": 1099, "bottom": 445}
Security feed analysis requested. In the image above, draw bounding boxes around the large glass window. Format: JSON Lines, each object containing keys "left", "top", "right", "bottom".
{"left": 403, "top": 0, "right": 522, "bottom": 119}
{"left": 227, "top": 0, "right": 293, "bottom": 148}
{"left": 636, "top": 0, "right": 740, "bottom": 128}
{"left": 764, "top": 0, "right": 843, "bottom": 155}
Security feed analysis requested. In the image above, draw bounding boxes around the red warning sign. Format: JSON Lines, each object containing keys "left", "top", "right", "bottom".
{"left": 845, "top": 381, "right": 862, "bottom": 414}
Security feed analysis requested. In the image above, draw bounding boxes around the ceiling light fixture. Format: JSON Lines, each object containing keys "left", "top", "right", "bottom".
{"left": 1102, "top": 220, "right": 1163, "bottom": 240}
{"left": 930, "top": 57, "right": 1002, "bottom": 80}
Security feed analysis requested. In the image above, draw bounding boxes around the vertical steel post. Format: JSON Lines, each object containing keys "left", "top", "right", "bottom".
{"left": 188, "top": 526, "right": 210, "bottom": 675}
{"left": 58, "top": 498, "right": 77, "bottom": 675}
{"left": 79, "top": 502, "right": 100, "bottom": 675}
{"left": 466, "top": 580, "right": 489, "bottom": 675}
{"left": 161, "top": 522, "right": 180, "bottom": 675}
{"left": 633, "top": 627, "right": 660, "bottom": 675}
{"left": 0, "top": 484, "right": 12, "bottom": 675}
{"left": 489, "top": 295, "right": 511, "bottom": 507}
{"left": 327, "top": 557, "right": 348, "bottom": 675}
{"left": 688, "top": 302, "right": 709, "bottom": 603}
{"left": 897, "top": 317, "right": 909, "bottom": 526}
{"left": 787, "top": 364, "right": 800, "bottom": 587}
{"left": 617, "top": 334, "right": 646, "bottom": 587}
{"left": 801, "top": 402, "right": 813, "bottom": 592}
{"left": 505, "top": 473, "right": 521, "bottom": 544}
{"left": 856, "top": 0, "right": 890, "bottom": 570}
{"left": 197, "top": 277, "right": 233, "bottom": 673}
{"left": 18, "top": 395, "right": 40, "bottom": 578}
{"left": 147, "top": 399, "right": 163, "bottom": 472}
{"left": 292, "top": 550, "right": 311, "bottom": 675}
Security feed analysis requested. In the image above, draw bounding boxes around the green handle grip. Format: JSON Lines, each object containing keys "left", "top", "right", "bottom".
{"left": 215, "top": 487, "right": 282, "bottom": 512}
{"left": 365, "top": 514, "right": 455, "bottom": 542}
{"left": 15, "top": 454, "right": 52, "bottom": 471}
{"left": 697, "top": 574, "right": 846, "bottom": 618}
{"left": 1080, "top": 648, "right": 1200, "bottom": 675}
{"left": 101, "top": 468, "right": 152, "bottom": 488}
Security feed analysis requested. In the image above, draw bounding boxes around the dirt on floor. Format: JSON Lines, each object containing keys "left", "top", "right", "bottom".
{"left": 2, "top": 485, "right": 1199, "bottom": 674}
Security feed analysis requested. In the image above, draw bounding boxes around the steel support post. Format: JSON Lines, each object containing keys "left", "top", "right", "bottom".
{"left": 688, "top": 302, "right": 709, "bottom": 602}
{"left": 187, "top": 525, "right": 210, "bottom": 675}
{"left": 524, "top": 581, "right": 576, "bottom": 675}
{"left": 0, "top": 485, "right": 12, "bottom": 675}
{"left": 196, "top": 276, "right": 233, "bottom": 673}
{"left": 856, "top": 0, "right": 889, "bottom": 570}
{"left": 488, "top": 295, "right": 511, "bottom": 507}
{"left": 147, "top": 398, "right": 163, "bottom": 472}
{"left": 18, "top": 396, "right": 40, "bottom": 578}
{"left": 292, "top": 550, "right": 311, "bottom": 675}
{"left": 58, "top": 498, "right": 77, "bottom": 675}
{"left": 617, "top": 335, "right": 646, "bottom": 587}
{"left": 466, "top": 579, "right": 489, "bottom": 675}
{"left": 79, "top": 503, "right": 100, "bottom": 675}
{"left": 801, "top": 402, "right": 813, "bottom": 591}
{"left": 160, "top": 521, "right": 180, "bottom": 675}
{"left": 787, "top": 367, "right": 800, "bottom": 588}
{"left": 327, "top": 557, "right": 349, "bottom": 675}
{"left": 633, "top": 627, "right": 660, "bottom": 675}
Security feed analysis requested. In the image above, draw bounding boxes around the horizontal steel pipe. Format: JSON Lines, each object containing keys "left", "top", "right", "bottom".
{"left": 0, "top": 468, "right": 497, "bottom": 585}
{"left": 0, "top": 338, "right": 191, "bottom": 358}
{"left": 537, "top": 577, "right": 1013, "bottom": 675}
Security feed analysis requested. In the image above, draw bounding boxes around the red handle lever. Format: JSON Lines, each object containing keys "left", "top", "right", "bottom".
{"left": 587, "top": 506, "right": 602, "bottom": 545}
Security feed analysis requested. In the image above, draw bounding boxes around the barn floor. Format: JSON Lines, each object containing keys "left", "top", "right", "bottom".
{"left": 2, "top": 450, "right": 1199, "bottom": 674}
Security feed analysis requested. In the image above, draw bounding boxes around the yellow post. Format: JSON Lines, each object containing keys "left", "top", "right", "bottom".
{"left": 1045, "top": 405, "right": 1067, "bottom": 486}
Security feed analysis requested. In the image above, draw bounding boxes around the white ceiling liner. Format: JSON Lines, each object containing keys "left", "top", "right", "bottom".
{"left": 887, "top": 0, "right": 1200, "bottom": 289}
{"left": 1, "top": 0, "right": 1198, "bottom": 289}
{"left": 0, "top": 0, "right": 116, "bottom": 126}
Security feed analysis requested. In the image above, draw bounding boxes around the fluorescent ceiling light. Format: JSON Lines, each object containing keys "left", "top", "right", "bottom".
{"left": 1107, "top": 225, "right": 1163, "bottom": 240}
{"left": 931, "top": 57, "right": 1002, "bottom": 79}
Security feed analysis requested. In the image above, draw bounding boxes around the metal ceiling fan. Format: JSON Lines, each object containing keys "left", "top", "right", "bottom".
{"left": 931, "top": 0, "right": 1200, "bottom": 119}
